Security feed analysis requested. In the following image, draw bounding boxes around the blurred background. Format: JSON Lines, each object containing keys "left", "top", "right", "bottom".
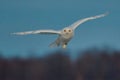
{"left": 0, "top": 0, "right": 120, "bottom": 80}
{"left": 0, "top": 49, "right": 120, "bottom": 80}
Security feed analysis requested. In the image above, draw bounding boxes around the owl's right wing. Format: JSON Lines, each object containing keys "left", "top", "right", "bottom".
{"left": 69, "top": 12, "right": 108, "bottom": 30}
{"left": 12, "top": 29, "right": 61, "bottom": 35}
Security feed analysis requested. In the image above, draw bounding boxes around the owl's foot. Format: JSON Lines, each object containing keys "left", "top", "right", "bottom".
{"left": 62, "top": 43, "right": 67, "bottom": 49}
{"left": 63, "top": 45, "right": 66, "bottom": 49}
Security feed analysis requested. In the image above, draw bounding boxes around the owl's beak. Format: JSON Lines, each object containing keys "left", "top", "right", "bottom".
{"left": 66, "top": 33, "right": 69, "bottom": 35}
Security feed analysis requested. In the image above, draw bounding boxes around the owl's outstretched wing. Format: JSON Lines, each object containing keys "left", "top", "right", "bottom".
{"left": 12, "top": 29, "right": 61, "bottom": 35}
{"left": 69, "top": 12, "right": 108, "bottom": 30}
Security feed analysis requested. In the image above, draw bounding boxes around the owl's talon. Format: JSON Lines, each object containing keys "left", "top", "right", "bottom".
{"left": 62, "top": 44, "right": 67, "bottom": 49}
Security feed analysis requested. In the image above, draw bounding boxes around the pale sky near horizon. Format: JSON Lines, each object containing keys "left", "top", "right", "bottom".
{"left": 0, "top": 0, "right": 120, "bottom": 58}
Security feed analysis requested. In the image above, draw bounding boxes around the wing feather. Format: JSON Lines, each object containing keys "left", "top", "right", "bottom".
{"left": 69, "top": 12, "right": 108, "bottom": 30}
{"left": 12, "top": 29, "right": 61, "bottom": 35}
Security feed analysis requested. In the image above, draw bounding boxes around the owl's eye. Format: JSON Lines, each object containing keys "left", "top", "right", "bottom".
{"left": 64, "top": 30, "right": 66, "bottom": 32}
{"left": 68, "top": 30, "right": 71, "bottom": 32}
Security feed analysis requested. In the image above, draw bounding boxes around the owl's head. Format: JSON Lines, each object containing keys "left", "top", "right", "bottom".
{"left": 62, "top": 28, "right": 73, "bottom": 35}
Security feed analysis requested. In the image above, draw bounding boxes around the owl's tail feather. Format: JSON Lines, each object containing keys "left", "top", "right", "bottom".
{"left": 49, "top": 42, "right": 59, "bottom": 48}
{"left": 49, "top": 38, "right": 60, "bottom": 48}
{"left": 49, "top": 42, "right": 57, "bottom": 48}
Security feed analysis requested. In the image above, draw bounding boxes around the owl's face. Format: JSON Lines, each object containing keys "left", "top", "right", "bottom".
{"left": 62, "top": 28, "right": 73, "bottom": 36}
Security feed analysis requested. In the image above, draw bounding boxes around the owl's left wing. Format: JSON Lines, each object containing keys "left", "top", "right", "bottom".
{"left": 12, "top": 29, "right": 61, "bottom": 35}
{"left": 69, "top": 12, "right": 108, "bottom": 30}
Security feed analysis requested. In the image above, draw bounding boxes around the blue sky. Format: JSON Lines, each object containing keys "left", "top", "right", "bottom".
{"left": 0, "top": 0, "right": 120, "bottom": 58}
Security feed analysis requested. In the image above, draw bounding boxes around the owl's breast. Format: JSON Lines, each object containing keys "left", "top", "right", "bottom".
{"left": 61, "top": 33, "right": 74, "bottom": 41}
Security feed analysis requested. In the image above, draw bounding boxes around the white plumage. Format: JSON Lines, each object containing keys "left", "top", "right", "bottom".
{"left": 12, "top": 13, "right": 108, "bottom": 48}
{"left": 12, "top": 30, "right": 61, "bottom": 35}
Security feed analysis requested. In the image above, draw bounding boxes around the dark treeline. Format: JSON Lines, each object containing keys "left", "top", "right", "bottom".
{"left": 0, "top": 49, "right": 120, "bottom": 80}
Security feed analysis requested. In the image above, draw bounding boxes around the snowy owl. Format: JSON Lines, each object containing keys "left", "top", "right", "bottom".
{"left": 12, "top": 13, "right": 108, "bottom": 48}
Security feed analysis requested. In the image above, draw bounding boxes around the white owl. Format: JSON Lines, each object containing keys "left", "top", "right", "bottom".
{"left": 12, "top": 13, "right": 108, "bottom": 48}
